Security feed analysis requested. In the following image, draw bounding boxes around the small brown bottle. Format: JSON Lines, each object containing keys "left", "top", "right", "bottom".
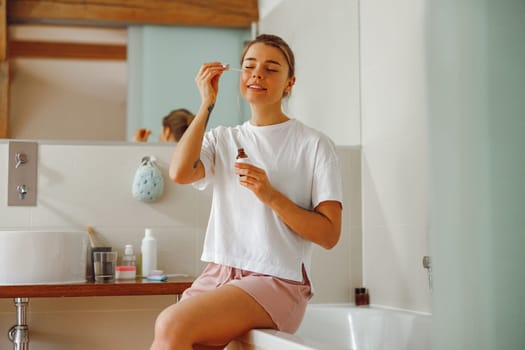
{"left": 236, "top": 148, "right": 249, "bottom": 177}
{"left": 355, "top": 287, "right": 370, "bottom": 306}
{"left": 236, "top": 148, "right": 248, "bottom": 161}
{"left": 355, "top": 288, "right": 362, "bottom": 305}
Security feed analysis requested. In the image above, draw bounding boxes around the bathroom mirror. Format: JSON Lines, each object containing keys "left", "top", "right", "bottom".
{"left": 3, "top": 0, "right": 258, "bottom": 142}
{"left": 7, "top": 24, "right": 250, "bottom": 142}
{"left": 4, "top": 0, "right": 359, "bottom": 146}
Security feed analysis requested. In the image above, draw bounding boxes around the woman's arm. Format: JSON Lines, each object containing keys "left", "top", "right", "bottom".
{"left": 169, "top": 63, "right": 225, "bottom": 184}
{"left": 235, "top": 163, "right": 342, "bottom": 249}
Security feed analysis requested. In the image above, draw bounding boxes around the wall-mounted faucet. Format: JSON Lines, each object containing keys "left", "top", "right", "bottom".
{"left": 422, "top": 256, "right": 432, "bottom": 293}
{"left": 8, "top": 142, "right": 38, "bottom": 206}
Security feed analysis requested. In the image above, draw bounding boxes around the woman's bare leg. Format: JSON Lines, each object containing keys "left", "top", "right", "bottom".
{"left": 150, "top": 285, "right": 277, "bottom": 350}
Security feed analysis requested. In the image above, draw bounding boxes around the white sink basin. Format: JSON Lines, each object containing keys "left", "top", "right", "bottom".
{"left": 0, "top": 231, "right": 89, "bottom": 285}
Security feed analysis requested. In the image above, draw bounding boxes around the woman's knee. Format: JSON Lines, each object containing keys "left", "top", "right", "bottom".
{"left": 153, "top": 304, "right": 190, "bottom": 346}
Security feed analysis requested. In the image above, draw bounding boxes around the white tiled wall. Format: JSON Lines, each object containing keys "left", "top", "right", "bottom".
{"left": 360, "top": 0, "right": 431, "bottom": 312}
{"left": 0, "top": 142, "right": 361, "bottom": 350}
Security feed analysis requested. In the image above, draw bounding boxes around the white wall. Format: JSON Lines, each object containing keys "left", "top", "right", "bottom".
{"left": 260, "top": 0, "right": 431, "bottom": 313}
{"left": 259, "top": 0, "right": 361, "bottom": 146}
{"left": 359, "top": 0, "right": 431, "bottom": 312}
{"left": 0, "top": 142, "right": 360, "bottom": 349}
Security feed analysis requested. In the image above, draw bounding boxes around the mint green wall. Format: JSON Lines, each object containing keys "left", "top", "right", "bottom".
{"left": 428, "top": 1, "right": 525, "bottom": 349}
{"left": 127, "top": 26, "right": 250, "bottom": 141}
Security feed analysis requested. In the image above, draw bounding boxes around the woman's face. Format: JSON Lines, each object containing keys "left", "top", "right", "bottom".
{"left": 239, "top": 43, "right": 295, "bottom": 106}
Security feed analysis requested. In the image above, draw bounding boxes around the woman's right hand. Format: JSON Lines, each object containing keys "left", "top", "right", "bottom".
{"left": 195, "top": 62, "right": 227, "bottom": 106}
{"left": 133, "top": 128, "right": 152, "bottom": 142}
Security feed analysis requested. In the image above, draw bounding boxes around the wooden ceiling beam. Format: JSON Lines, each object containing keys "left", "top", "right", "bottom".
{"left": 7, "top": 0, "right": 259, "bottom": 28}
{"left": 0, "top": 61, "right": 8, "bottom": 138}
{"left": 0, "top": 1, "right": 7, "bottom": 138}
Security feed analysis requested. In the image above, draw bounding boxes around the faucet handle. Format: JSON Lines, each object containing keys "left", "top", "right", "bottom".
{"left": 422, "top": 256, "right": 433, "bottom": 293}
{"left": 17, "top": 185, "right": 28, "bottom": 200}
{"left": 15, "top": 152, "right": 28, "bottom": 168}
{"left": 422, "top": 256, "right": 431, "bottom": 269}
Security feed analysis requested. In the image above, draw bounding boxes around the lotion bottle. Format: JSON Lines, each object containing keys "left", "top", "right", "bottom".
{"left": 141, "top": 228, "right": 157, "bottom": 278}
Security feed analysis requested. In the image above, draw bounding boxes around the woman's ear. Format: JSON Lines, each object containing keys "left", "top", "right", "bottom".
{"left": 284, "top": 76, "right": 296, "bottom": 96}
{"left": 160, "top": 126, "right": 171, "bottom": 142}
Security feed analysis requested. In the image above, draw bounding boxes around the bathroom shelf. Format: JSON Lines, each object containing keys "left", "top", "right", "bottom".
{"left": 0, "top": 276, "right": 194, "bottom": 298}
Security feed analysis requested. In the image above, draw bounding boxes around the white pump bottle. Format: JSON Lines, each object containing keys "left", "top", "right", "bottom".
{"left": 141, "top": 228, "right": 157, "bottom": 277}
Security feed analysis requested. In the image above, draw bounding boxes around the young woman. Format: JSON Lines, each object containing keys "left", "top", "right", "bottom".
{"left": 150, "top": 34, "right": 343, "bottom": 350}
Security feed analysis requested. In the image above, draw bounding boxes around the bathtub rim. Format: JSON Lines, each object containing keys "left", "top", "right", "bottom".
{"left": 234, "top": 303, "right": 432, "bottom": 350}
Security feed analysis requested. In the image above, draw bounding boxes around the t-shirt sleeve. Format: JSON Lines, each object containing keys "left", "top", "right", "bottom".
{"left": 192, "top": 130, "right": 216, "bottom": 191}
{"left": 311, "top": 137, "right": 344, "bottom": 208}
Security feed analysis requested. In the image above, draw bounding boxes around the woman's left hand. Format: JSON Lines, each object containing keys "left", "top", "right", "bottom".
{"left": 234, "top": 163, "right": 277, "bottom": 205}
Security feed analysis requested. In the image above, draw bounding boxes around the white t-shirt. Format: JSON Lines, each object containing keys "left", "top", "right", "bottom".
{"left": 193, "top": 119, "right": 343, "bottom": 281}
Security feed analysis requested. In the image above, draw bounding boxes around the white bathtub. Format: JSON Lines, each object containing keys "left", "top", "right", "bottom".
{"left": 229, "top": 304, "right": 431, "bottom": 350}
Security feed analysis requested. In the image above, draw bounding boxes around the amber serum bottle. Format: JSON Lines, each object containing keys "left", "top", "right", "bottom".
{"left": 236, "top": 148, "right": 249, "bottom": 177}
{"left": 236, "top": 148, "right": 248, "bottom": 161}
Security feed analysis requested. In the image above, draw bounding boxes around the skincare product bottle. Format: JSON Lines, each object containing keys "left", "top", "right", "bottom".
{"left": 117, "top": 244, "right": 137, "bottom": 280}
{"left": 236, "top": 148, "right": 249, "bottom": 161}
{"left": 355, "top": 287, "right": 370, "bottom": 306}
{"left": 355, "top": 288, "right": 362, "bottom": 305}
{"left": 141, "top": 228, "right": 157, "bottom": 278}
{"left": 122, "top": 244, "right": 137, "bottom": 267}
{"left": 236, "top": 148, "right": 250, "bottom": 178}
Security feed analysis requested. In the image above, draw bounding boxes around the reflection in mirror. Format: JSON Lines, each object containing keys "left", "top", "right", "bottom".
{"left": 126, "top": 26, "right": 250, "bottom": 142}
{"left": 6, "top": 0, "right": 360, "bottom": 146}
{"left": 9, "top": 25, "right": 128, "bottom": 141}
{"left": 7, "top": 24, "right": 251, "bottom": 143}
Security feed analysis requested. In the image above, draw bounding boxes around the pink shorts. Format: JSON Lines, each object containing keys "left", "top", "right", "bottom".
{"left": 180, "top": 263, "right": 312, "bottom": 333}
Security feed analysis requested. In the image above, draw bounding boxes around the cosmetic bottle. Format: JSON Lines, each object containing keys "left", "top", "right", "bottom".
{"left": 355, "top": 287, "right": 370, "bottom": 306}
{"left": 116, "top": 244, "right": 137, "bottom": 280}
{"left": 122, "top": 244, "right": 137, "bottom": 267}
{"left": 355, "top": 288, "right": 362, "bottom": 305}
{"left": 141, "top": 228, "right": 157, "bottom": 278}
{"left": 236, "top": 148, "right": 249, "bottom": 162}
{"left": 236, "top": 148, "right": 250, "bottom": 178}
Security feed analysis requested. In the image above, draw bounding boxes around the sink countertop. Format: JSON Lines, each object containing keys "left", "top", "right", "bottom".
{"left": 0, "top": 276, "right": 194, "bottom": 298}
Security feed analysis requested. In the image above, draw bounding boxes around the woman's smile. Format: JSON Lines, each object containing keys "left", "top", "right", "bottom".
{"left": 247, "top": 83, "right": 268, "bottom": 92}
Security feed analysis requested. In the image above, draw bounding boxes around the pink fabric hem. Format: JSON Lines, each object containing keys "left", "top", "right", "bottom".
{"left": 180, "top": 263, "right": 312, "bottom": 333}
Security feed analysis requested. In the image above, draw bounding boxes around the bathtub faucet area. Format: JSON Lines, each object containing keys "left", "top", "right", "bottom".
{"left": 423, "top": 256, "right": 432, "bottom": 293}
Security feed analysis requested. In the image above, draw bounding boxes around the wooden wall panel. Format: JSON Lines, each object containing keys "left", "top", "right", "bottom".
{"left": 1, "top": 0, "right": 6, "bottom": 61}
{"left": 8, "top": 41, "right": 127, "bottom": 60}
{"left": 7, "top": 0, "right": 259, "bottom": 28}
{"left": 0, "top": 61, "right": 8, "bottom": 138}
